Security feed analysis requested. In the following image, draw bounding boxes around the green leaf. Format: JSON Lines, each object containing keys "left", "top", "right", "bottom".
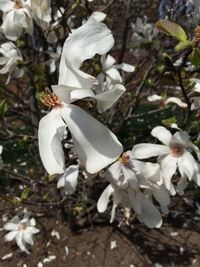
{"left": 189, "top": 48, "right": 200, "bottom": 68}
{"left": 175, "top": 40, "right": 191, "bottom": 51}
{"left": 162, "top": 116, "right": 177, "bottom": 127}
{"left": 0, "top": 99, "right": 8, "bottom": 116}
{"left": 21, "top": 187, "right": 30, "bottom": 200}
{"left": 156, "top": 20, "right": 187, "bottom": 41}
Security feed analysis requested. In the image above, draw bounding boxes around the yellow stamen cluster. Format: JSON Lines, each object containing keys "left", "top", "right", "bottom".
{"left": 40, "top": 90, "right": 62, "bottom": 108}
{"left": 170, "top": 144, "right": 183, "bottom": 158}
{"left": 119, "top": 153, "right": 130, "bottom": 165}
{"left": 14, "top": 0, "right": 23, "bottom": 9}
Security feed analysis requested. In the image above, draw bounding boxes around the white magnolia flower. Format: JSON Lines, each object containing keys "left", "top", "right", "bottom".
{"left": 97, "top": 152, "right": 164, "bottom": 228}
{"left": 131, "top": 16, "right": 157, "bottom": 47}
{"left": 0, "top": 145, "right": 3, "bottom": 169}
{"left": 147, "top": 94, "right": 187, "bottom": 108}
{"left": 133, "top": 126, "right": 200, "bottom": 194}
{"left": 31, "top": 0, "right": 51, "bottom": 24}
{"left": 58, "top": 18, "right": 126, "bottom": 113}
{"left": 0, "top": 0, "right": 33, "bottom": 41}
{"left": 38, "top": 87, "right": 123, "bottom": 175}
{"left": 57, "top": 165, "right": 79, "bottom": 195}
{"left": 98, "top": 54, "right": 135, "bottom": 85}
{"left": 4, "top": 212, "right": 39, "bottom": 254}
{"left": 0, "top": 42, "right": 24, "bottom": 84}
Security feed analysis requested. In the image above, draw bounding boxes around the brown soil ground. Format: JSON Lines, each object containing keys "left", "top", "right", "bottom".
{"left": 0, "top": 196, "right": 200, "bottom": 267}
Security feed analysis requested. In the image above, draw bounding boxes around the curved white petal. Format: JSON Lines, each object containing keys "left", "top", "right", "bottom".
{"left": 121, "top": 165, "right": 138, "bottom": 189}
{"left": 0, "top": 1, "right": 14, "bottom": 12}
{"left": 147, "top": 94, "right": 162, "bottom": 102}
{"left": 57, "top": 165, "right": 79, "bottom": 195}
{"left": 15, "top": 232, "right": 29, "bottom": 254}
{"left": 159, "top": 154, "right": 177, "bottom": 193}
{"left": 89, "top": 11, "right": 107, "bottom": 22}
{"left": 59, "top": 19, "right": 114, "bottom": 87}
{"left": 4, "top": 231, "right": 17, "bottom": 241}
{"left": 59, "top": 58, "right": 97, "bottom": 90}
{"left": 193, "top": 161, "right": 200, "bottom": 186}
{"left": 23, "top": 231, "right": 33, "bottom": 245}
{"left": 176, "top": 176, "right": 188, "bottom": 192}
{"left": 178, "top": 151, "right": 195, "bottom": 180}
{"left": 4, "top": 222, "right": 18, "bottom": 231}
{"left": 170, "top": 131, "right": 190, "bottom": 147}
{"left": 70, "top": 89, "right": 95, "bottom": 102}
{"left": 133, "top": 160, "right": 161, "bottom": 182}
{"left": 132, "top": 143, "right": 169, "bottom": 159}
{"left": 105, "top": 68, "right": 122, "bottom": 83}
{"left": 152, "top": 185, "right": 170, "bottom": 207}
{"left": 101, "top": 54, "right": 115, "bottom": 70}
{"left": 106, "top": 161, "right": 121, "bottom": 181}
{"left": 61, "top": 105, "right": 123, "bottom": 173}
{"left": 51, "top": 85, "right": 71, "bottom": 104}
{"left": 139, "top": 195, "right": 162, "bottom": 228}
{"left": 151, "top": 126, "right": 172, "bottom": 145}
{"left": 96, "top": 84, "right": 126, "bottom": 112}
{"left": 110, "top": 189, "right": 123, "bottom": 223}
{"left": 165, "top": 97, "right": 187, "bottom": 108}
{"left": 97, "top": 184, "right": 114, "bottom": 213}
{"left": 38, "top": 108, "right": 66, "bottom": 175}
{"left": 114, "top": 63, "right": 135, "bottom": 72}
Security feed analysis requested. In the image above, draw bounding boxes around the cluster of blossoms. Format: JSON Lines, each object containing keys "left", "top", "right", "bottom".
{"left": 1, "top": 0, "right": 200, "bottom": 256}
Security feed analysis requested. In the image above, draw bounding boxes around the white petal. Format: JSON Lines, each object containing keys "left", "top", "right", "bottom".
{"left": 159, "top": 154, "right": 177, "bottom": 192}
{"left": 4, "top": 231, "right": 17, "bottom": 241}
{"left": 28, "top": 226, "right": 40, "bottom": 234}
{"left": 57, "top": 165, "right": 79, "bottom": 195}
{"left": 96, "top": 84, "right": 126, "bottom": 112}
{"left": 61, "top": 105, "right": 123, "bottom": 173}
{"left": 101, "top": 54, "right": 115, "bottom": 70}
{"left": 133, "top": 160, "right": 161, "bottom": 182}
{"left": 51, "top": 85, "right": 71, "bottom": 104}
{"left": 178, "top": 152, "right": 195, "bottom": 180}
{"left": 139, "top": 196, "right": 162, "bottom": 228}
{"left": 106, "top": 161, "right": 122, "bottom": 181}
{"left": 147, "top": 94, "right": 162, "bottom": 102}
{"left": 97, "top": 184, "right": 114, "bottom": 212}
{"left": 114, "top": 63, "right": 135, "bottom": 72}
{"left": 176, "top": 176, "right": 188, "bottom": 192}
{"left": 110, "top": 189, "right": 123, "bottom": 223}
{"left": 132, "top": 143, "right": 169, "bottom": 159}
{"left": 89, "top": 11, "right": 107, "bottom": 22}
{"left": 59, "top": 58, "right": 97, "bottom": 90}
{"left": 165, "top": 97, "right": 187, "bottom": 108}
{"left": 15, "top": 232, "right": 30, "bottom": 254}
{"left": 0, "top": 1, "right": 14, "bottom": 12}
{"left": 121, "top": 165, "right": 138, "bottom": 189}
{"left": 4, "top": 222, "right": 18, "bottom": 231}
{"left": 105, "top": 68, "right": 122, "bottom": 83}
{"left": 59, "top": 19, "right": 114, "bottom": 87}
{"left": 23, "top": 231, "right": 33, "bottom": 245}
{"left": 170, "top": 131, "right": 190, "bottom": 147}
{"left": 38, "top": 109, "right": 66, "bottom": 175}
{"left": 151, "top": 126, "right": 172, "bottom": 145}
{"left": 153, "top": 185, "right": 170, "bottom": 207}
{"left": 193, "top": 161, "right": 200, "bottom": 186}
{"left": 70, "top": 89, "right": 95, "bottom": 102}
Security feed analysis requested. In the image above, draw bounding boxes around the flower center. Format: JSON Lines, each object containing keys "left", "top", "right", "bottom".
{"left": 14, "top": 0, "right": 23, "bottom": 9}
{"left": 170, "top": 144, "right": 183, "bottom": 158}
{"left": 40, "top": 89, "right": 62, "bottom": 108}
{"left": 18, "top": 223, "right": 27, "bottom": 231}
{"left": 119, "top": 153, "right": 130, "bottom": 165}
